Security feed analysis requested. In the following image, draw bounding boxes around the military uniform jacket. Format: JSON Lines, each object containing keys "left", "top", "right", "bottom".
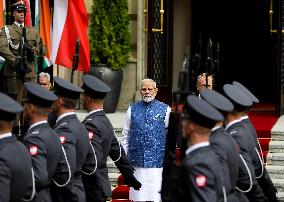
{"left": 241, "top": 118, "right": 278, "bottom": 202}
{"left": 0, "top": 23, "right": 42, "bottom": 78}
{"left": 181, "top": 145, "right": 224, "bottom": 202}
{"left": 23, "top": 122, "right": 65, "bottom": 202}
{"left": 210, "top": 126, "right": 240, "bottom": 201}
{"left": 52, "top": 113, "right": 90, "bottom": 202}
{"left": 0, "top": 135, "right": 33, "bottom": 202}
{"left": 82, "top": 110, "right": 135, "bottom": 197}
{"left": 226, "top": 121, "right": 267, "bottom": 202}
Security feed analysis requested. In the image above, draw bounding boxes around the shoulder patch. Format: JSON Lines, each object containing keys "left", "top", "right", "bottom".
{"left": 29, "top": 145, "right": 38, "bottom": 156}
{"left": 88, "top": 131, "right": 95, "bottom": 140}
{"left": 230, "top": 130, "right": 237, "bottom": 135}
{"left": 195, "top": 175, "right": 207, "bottom": 187}
{"left": 59, "top": 136, "right": 66, "bottom": 144}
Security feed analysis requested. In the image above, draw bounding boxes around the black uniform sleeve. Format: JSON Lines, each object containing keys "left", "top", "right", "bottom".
{"left": 82, "top": 131, "right": 103, "bottom": 174}
{"left": 23, "top": 136, "right": 49, "bottom": 191}
{"left": 184, "top": 161, "right": 218, "bottom": 202}
{"left": 55, "top": 128, "right": 76, "bottom": 176}
{"left": 109, "top": 135, "right": 141, "bottom": 190}
{"left": 0, "top": 160, "right": 11, "bottom": 202}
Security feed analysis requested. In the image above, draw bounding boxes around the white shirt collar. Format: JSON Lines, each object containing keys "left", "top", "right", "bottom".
{"left": 185, "top": 142, "right": 210, "bottom": 155}
{"left": 56, "top": 112, "right": 75, "bottom": 123}
{"left": 28, "top": 120, "right": 48, "bottom": 132}
{"left": 87, "top": 109, "right": 103, "bottom": 116}
{"left": 240, "top": 115, "right": 249, "bottom": 120}
{"left": 0, "top": 132, "right": 12, "bottom": 140}
{"left": 211, "top": 125, "right": 222, "bottom": 132}
{"left": 225, "top": 119, "right": 242, "bottom": 130}
{"left": 14, "top": 21, "right": 24, "bottom": 28}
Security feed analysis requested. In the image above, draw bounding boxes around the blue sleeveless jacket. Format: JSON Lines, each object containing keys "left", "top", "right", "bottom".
{"left": 128, "top": 99, "right": 168, "bottom": 167}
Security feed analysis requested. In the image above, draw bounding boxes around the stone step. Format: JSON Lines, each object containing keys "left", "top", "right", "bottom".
{"left": 266, "top": 165, "right": 284, "bottom": 179}
{"left": 272, "top": 178, "right": 284, "bottom": 193}
{"left": 109, "top": 172, "right": 121, "bottom": 187}
{"left": 266, "top": 153, "right": 284, "bottom": 165}
{"left": 277, "top": 192, "right": 284, "bottom": 202}
{"left": 271, "top": 131, "right": 284, "bottom": 141}
{"left": 268, "top": 141, "right": 284, "bottom": 152}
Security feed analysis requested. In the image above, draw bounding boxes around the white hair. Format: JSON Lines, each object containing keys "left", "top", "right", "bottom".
{"left": 140, "top": 78, "right": 157, "bottom": 89}
{"left": 38, "top": 72, "right": 50, "bottom": 81}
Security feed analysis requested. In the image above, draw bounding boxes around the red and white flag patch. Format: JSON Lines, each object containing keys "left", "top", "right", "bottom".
{"left": 59, "top": 136, "right": 66, "bottom": 144}
{"left": 88, "top": 131, "right": 94, "bottom": 140}
{"left": 29, "top": 146, "right": 38, "bottom": 156}
{"left": 195, "top": 175, "right": 207, "bottom": 187}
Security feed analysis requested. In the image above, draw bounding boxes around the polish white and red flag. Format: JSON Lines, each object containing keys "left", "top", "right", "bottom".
{"left": 51, "top": 0, "right": 90, "bottom": 72}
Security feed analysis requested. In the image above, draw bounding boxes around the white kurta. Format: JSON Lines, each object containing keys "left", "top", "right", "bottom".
{"left": 121, "top": 105, "right": 171, "bottom": 202}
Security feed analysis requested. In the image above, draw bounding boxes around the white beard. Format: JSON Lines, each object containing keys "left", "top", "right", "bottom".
{"left": 142, "top": 95, "right": 155, "bottom": 103}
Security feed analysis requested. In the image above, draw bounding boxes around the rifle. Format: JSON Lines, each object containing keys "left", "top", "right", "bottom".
{"left": 161, "top": 48, "right": 191, "bottom": 202}
{"left": 17, "top": 26, "right": 32, "bottom": 82}
{"left": 37, "top": 38, "right": 44, "bottom": 75}
{"left": 205, "top": 38, "right": 213, "bottom": 88}
{"left": 189, "top": 33, "right": 202, "bottom": 92}
{"left": 71, "top": 38, "right": 80, "bottom": 83}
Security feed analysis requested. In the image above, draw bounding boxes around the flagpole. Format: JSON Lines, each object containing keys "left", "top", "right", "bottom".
{"left": 71, "top": 38, "right": 80, "bottom": 83}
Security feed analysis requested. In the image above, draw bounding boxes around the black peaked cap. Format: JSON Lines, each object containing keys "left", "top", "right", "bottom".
{"left": 223, "top": 84, "right": 253, "bottom": 112}
{"left": 0, "top": 92, "right": 23, "bottom": 121}
{"left": 53, "top": 76, "right": 83, "bottom": 99}
{"left": 11, "top": 2, "right": 26, "bottom": 11}
{"left": 25, "top": 82, "right": 58, "bottom": 108}
{"left": 185, "top": 95, "right": 224, "bottom": 128}
{"left": 232, "top": 81, "right": 259, "bottom": 104}
{"left": 82, "top": 74, "right": 111, "bottom": 97}
{"left": 200, "top": 88, "right": 234, "bottom": 113}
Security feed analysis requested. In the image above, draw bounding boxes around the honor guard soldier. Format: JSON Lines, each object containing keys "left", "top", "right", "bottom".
{"left": 50, "top": 76, "right": 91, "bottom": 202}
{"left": 22, "top": 82, "right": 68, "bottom": 202}
{"left": 0, "top": 1, "right": 45, "bottom": 134}
{"left": 223, "top": 84, "right": 268, "bottom": 201}
{"left": 0, "top": 92, "right": 34, "bottom": 202}
{"left": 180, "top": 95, "right": 227, "bottom": 201}
{"left": 200, "top": 88, "right": 245, "bottom": 201}
{"left": 81, "top": 74, "right": 141, "bottom": 202}
{"left": 232, "top": 81, "right": 278, "bottom": 202}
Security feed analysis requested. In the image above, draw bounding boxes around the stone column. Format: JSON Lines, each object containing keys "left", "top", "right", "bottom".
{"left": 135, "top": 0, "right": 147, "bottom": 101}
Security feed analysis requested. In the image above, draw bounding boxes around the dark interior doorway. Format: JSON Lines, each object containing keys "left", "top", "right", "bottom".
{"left": 191, "top": 0, "right": 278, "bottom": 105}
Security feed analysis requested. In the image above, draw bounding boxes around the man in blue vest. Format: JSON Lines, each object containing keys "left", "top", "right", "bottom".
{"left": 122, "top": 78, "right": 171, "bottom": 202}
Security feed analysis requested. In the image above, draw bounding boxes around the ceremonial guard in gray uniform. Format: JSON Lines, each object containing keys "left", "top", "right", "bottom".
{"left": 223, "top": 84, "right": 267, "bottom": 202}
{"left": 50, "top": 76, "right": 91, "bottom": 202}
{"left": 81, "top": 74, "right": 141, "bottom": 202}
{"left": 200, "top": 88, "right": 241, "bottom": 202}
{"left": 0, "top": 92, "right": 34, "bottom": 202}
{"left": 180, "top": 95, "right": 227, "bottom": 201}
{"left": 22, "top": 82, "right": 68, "bottom": 202}
{"left": 233, "top": 81, "right": 278, "bottom": 202}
